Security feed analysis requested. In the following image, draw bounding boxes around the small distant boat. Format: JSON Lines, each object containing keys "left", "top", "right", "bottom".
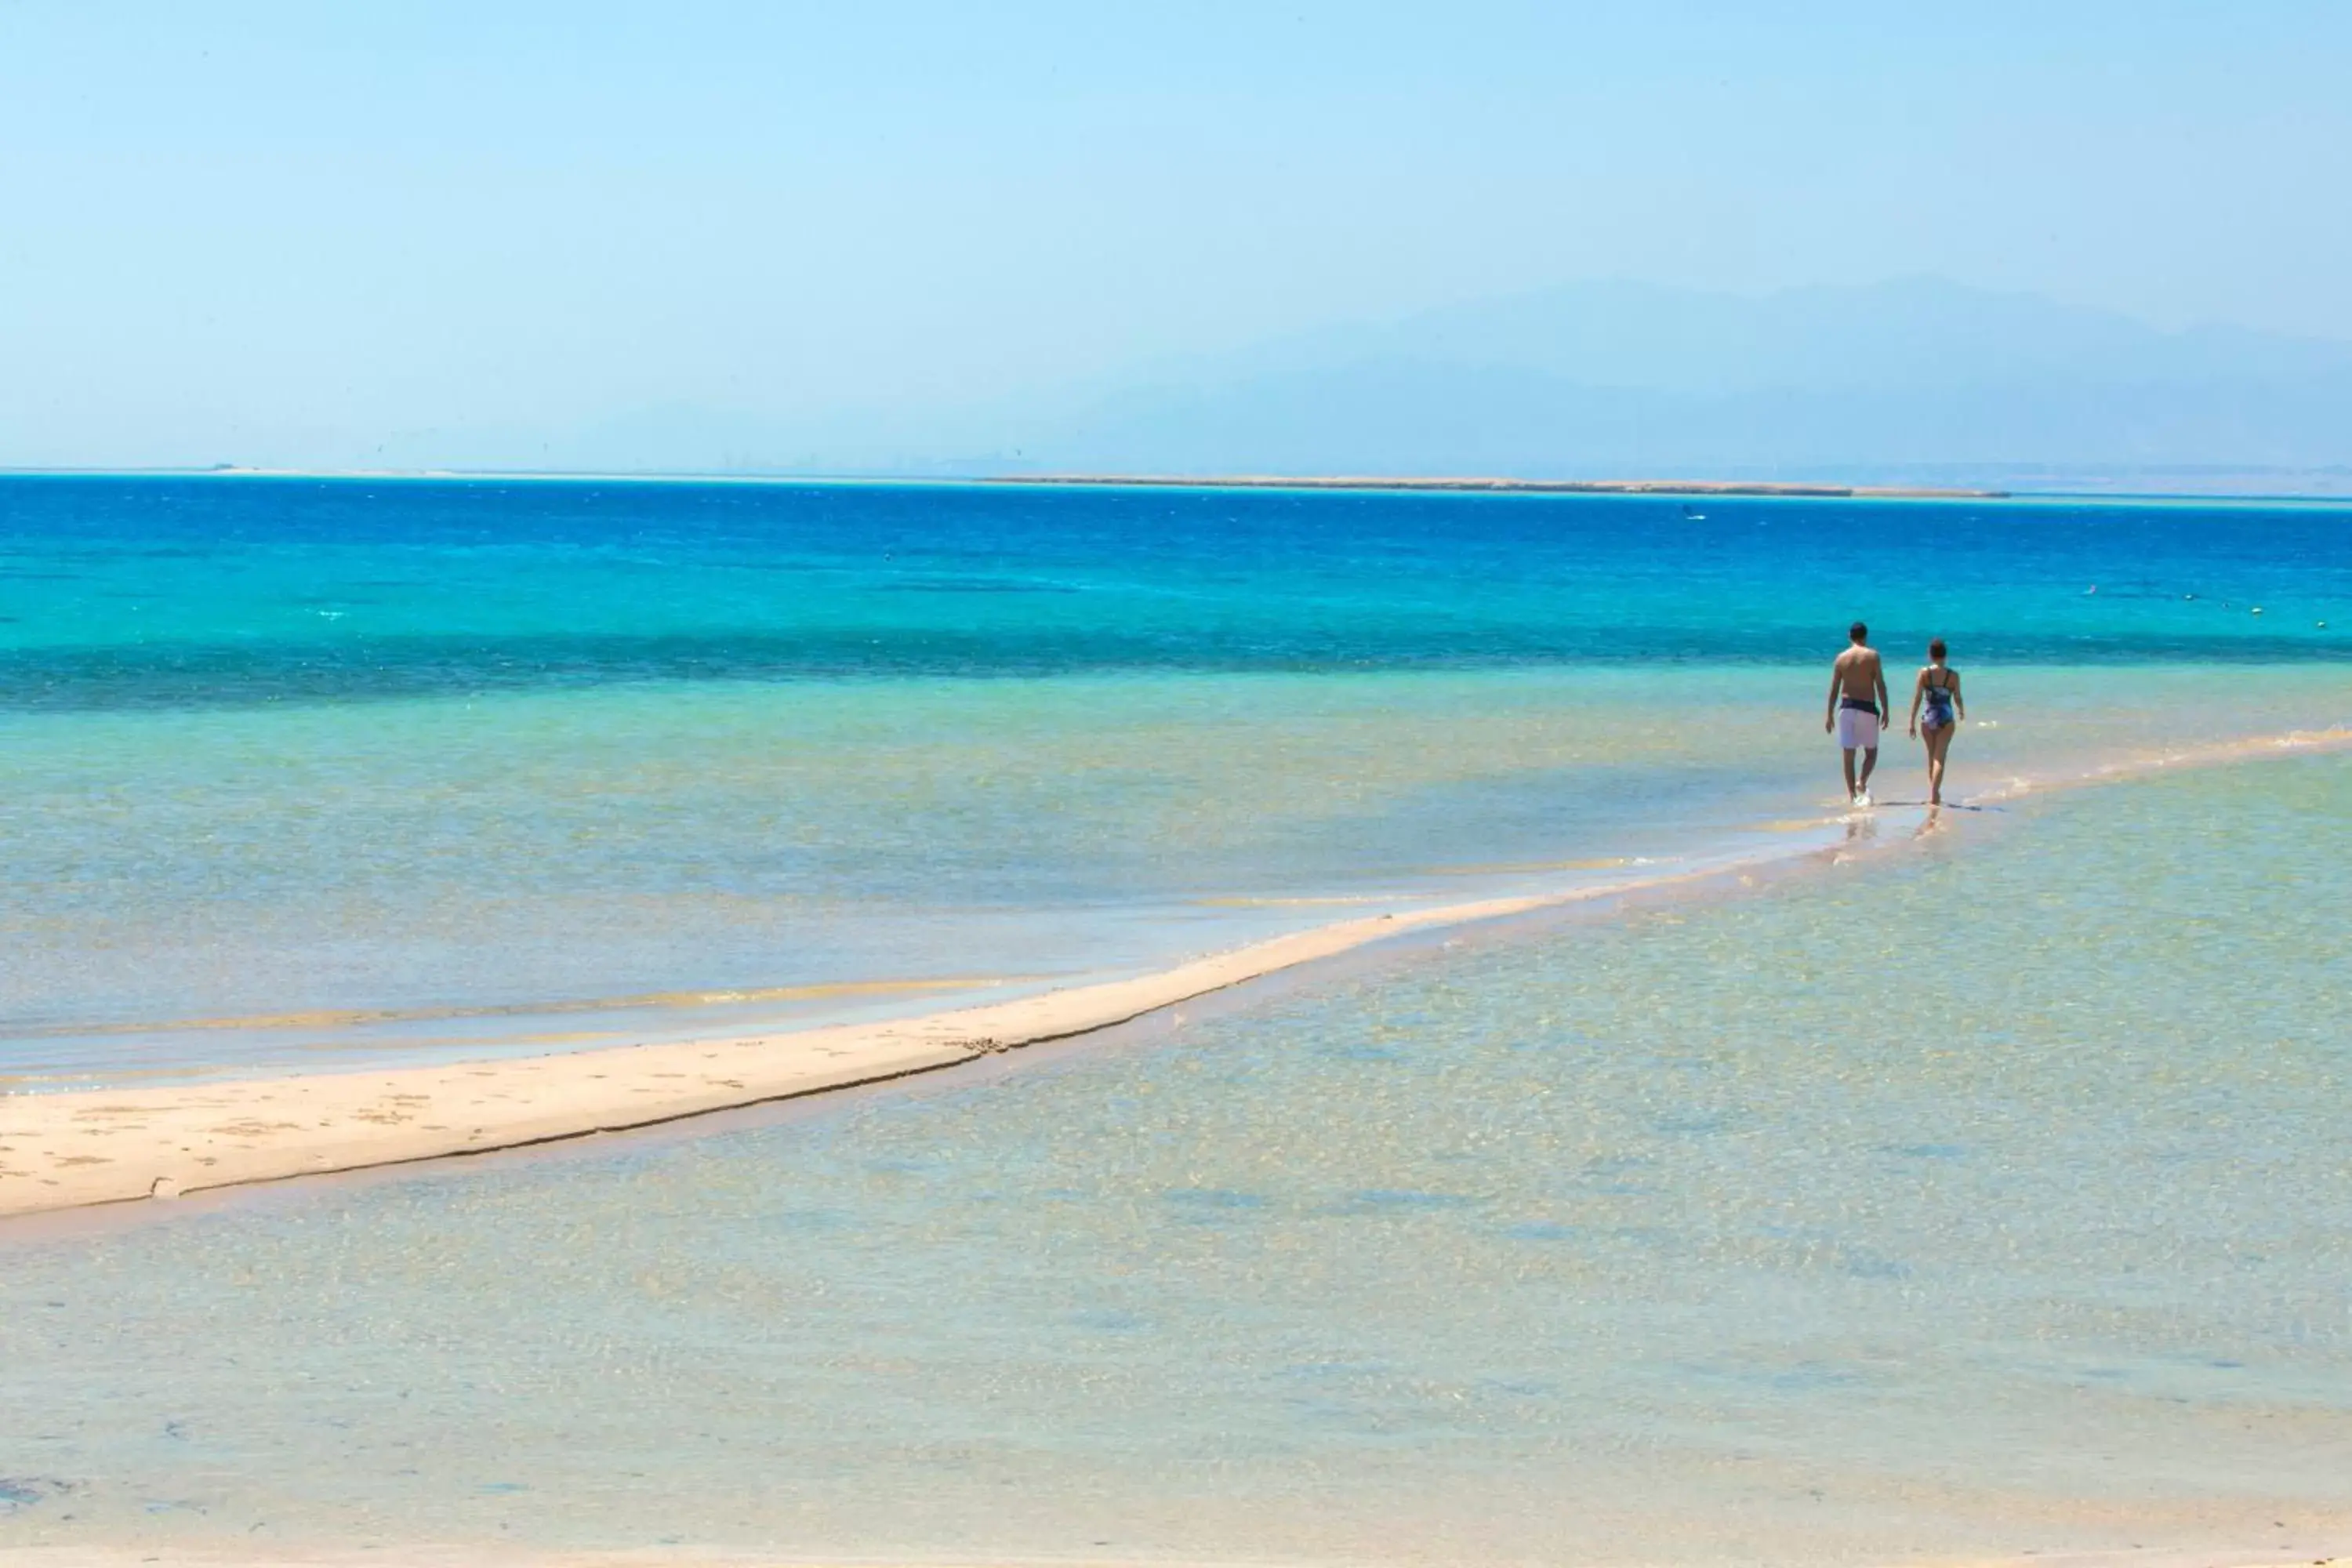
{"left": 1680, "top": 504, "right": 1705, "bottom": 521}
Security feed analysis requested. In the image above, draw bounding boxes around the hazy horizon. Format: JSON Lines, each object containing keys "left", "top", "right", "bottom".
{"left": 6, "top": 2, "right": 2351, "bottom": 480}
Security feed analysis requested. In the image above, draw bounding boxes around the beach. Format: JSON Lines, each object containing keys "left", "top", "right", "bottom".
{"left": 4, "top": 476, "right": 2350, "bottom": 1566}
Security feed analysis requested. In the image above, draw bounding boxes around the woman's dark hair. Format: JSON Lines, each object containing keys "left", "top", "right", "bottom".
{"left": 1929, "top": 638, "right": 1948, "bottom": 660}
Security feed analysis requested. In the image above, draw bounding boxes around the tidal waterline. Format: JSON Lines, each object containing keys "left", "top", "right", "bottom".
{"left": 5, "top": 475, "right": 2348, "bottom": 1087}
{"left": 3, "top": 753, "right": 2347, "bottom": 1564}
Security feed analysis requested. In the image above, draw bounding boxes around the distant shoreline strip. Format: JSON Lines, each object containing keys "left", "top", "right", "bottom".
{"left": 2, "top": 726, "right": 2343, "bottom": 1221}
{"left": 995, "top": 474, "right": 2010, "bottom": 499}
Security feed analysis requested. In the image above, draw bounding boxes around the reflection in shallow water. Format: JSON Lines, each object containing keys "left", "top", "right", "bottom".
{"left": 3, "top": 755, "right": 2348, "bottom": 1563}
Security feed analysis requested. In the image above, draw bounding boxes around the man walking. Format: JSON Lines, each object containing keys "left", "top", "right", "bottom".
{"left": 1824, "top": 620, "right": 1890, "bottom": 807}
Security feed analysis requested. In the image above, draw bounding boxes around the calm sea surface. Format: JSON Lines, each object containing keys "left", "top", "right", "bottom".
{"left": 2, "top": 754, "right": 2347, "bottom": 1563}
{"left": 4, "top": 476, "right": 2346, "bottom": 1087}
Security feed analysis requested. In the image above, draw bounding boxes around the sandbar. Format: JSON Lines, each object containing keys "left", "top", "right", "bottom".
{"left": 2, "top": 727, "right": 2343, "bottom": 1221}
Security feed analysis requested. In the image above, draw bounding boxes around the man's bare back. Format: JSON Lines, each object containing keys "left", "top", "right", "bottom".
{"left": 1830, "top": 644, "right": 1883, "bottom": 706}
{"left": 1824, "top": 622, "right": 1892, "bottom": 804}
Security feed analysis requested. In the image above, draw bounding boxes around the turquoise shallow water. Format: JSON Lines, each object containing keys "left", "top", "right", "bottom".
{"left": 3, "top": 753, "right": 2347, "bottom": 1564}
{"left": 13, "top": 661, "right": 2347, "bottom": 1088}
{"left": 4, "top": 477, "right": 2348, "bottom": 1087}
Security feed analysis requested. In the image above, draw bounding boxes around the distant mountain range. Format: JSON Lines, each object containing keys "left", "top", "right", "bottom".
{"left": 994, "top": 278, "right": 2352, "bottom": 485}
{"left": 340, "top": 278, "right": 2352, "bottom": 492}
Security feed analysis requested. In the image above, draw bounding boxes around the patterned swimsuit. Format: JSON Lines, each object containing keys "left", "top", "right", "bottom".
{"left": 1921, "top": 670, "right": 1956, "bottom": 732}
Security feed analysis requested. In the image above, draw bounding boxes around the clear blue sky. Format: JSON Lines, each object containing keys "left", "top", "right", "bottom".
{"left": 5, "top": 1, "right": 2350, "bottom": 467}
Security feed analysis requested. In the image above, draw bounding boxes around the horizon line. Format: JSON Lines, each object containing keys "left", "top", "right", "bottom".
{"left": 8, "top": 463, "right": 2352, "bottom": 505}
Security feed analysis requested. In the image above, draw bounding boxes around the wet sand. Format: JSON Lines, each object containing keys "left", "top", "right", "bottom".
{"left": 4, "top": 727, "right": 2343, "bottom": 1223}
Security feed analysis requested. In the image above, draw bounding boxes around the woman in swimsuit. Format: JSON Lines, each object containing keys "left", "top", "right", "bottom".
{"left": 1906, "top": 638, "right": 1965, "bottom": 807}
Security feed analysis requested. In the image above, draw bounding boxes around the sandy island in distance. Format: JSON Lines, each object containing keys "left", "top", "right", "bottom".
{"left": 5, "top": 728, "right": 2346, "bottom": 1223}
{"left": 996, "top": 474, "right": 2011, "bottom": 499}
{"left": 9, "top": 466, "right": 2011, "bottom": 499}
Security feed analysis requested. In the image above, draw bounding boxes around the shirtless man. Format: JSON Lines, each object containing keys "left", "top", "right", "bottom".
{"left": 1824, "top": 620, "right": 1890, "bottom": 807}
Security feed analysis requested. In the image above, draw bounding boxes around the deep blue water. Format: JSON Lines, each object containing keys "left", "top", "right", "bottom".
{"left": 2, "top": 477, "right": 2345, "bottom": 711}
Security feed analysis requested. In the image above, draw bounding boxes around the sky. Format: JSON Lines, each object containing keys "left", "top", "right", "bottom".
{"left": 4, "top": 1, "right": 2350, "bottom": 469}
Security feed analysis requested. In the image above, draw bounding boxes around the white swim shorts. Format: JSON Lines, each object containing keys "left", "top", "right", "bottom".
{"left": 1835, "top": 704, "right": 1880, "bottom": 750}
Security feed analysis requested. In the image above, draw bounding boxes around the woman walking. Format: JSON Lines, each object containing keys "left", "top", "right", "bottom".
{"left": 1906, "top": 639, "right": 1965, "bottom": 806}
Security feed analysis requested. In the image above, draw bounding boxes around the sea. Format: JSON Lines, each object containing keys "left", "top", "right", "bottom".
{"left": 2, "top": 474, "right": 2349, "bottom": 1563}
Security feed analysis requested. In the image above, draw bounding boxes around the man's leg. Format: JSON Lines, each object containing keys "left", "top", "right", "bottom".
{"left": 1858, "top": 746, "right": 1879, "bottom": 793}
{"left": 1841, "top": 747, "right": 1858, "bottom": 798}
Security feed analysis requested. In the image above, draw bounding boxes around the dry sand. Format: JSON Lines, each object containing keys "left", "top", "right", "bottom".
{"left": 3, "top": 728, "right": 2344, "bottom": 1223}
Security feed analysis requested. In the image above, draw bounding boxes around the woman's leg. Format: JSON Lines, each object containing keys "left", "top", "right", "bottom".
{"left": 1925, "top": 724, "right": 1954, "bottom": 804}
